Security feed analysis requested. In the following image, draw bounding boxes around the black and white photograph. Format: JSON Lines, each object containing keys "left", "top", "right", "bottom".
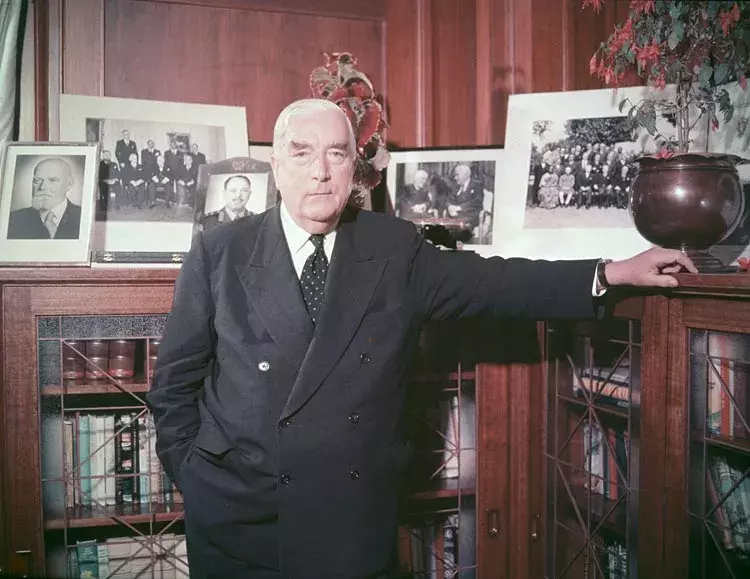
{"left": 194, "top": 156, "right": 277, "bottom": 235}
{"left": 386, "top": 148, "right": 502, "bottom": 250}
{"left": 525, "top": 115, "right": 653, "bottom": 229}
{"left": 707, "top": 80, "right": 750, "bottom": 267}
{"left": 497, "top": 86, "right": 680, "bottom": 261}
{"left": 59, "top": 94, "right": 249, "bottom": 265}
{"left": 87, "top": 118, "right": 226, "bottom": 223}
{"left": 0, "top": 142, "right": 100, "bottom": 265}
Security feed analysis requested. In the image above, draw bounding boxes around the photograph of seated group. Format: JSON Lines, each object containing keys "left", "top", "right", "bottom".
{"left": 1, "top": 2, "right": 750, "bottom": 579}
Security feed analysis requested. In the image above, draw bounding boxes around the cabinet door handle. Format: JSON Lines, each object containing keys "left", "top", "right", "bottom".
{"left": 530, "top": 514, "right": 540, "bottom": 540}
{"left": 486, "top": 508, "right": 500, "bottom": 538}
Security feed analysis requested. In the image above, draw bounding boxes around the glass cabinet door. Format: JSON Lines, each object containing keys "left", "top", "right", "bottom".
{"left": 391, "top": 321, "right": 479, "bottom": 578}
{"left": 37, "top": 314, "right": 189, "bottom": 579}
{"left": 545, "top": 319, "right": 641, "bottom": 579}
{"left": 687, "top": 329, "right": 750, "bottom": 578}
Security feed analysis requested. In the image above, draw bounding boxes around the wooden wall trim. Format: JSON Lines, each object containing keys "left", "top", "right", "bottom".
{"left": 133, "top": 0, "right": 386, "bottom": 20}
{"left": 475, "top": 0, "right": 492, "bottom": 145}
{"left": 33, "top": 0, "right": 48, "bottom": 140}
{"left": 415, "top": 0, "right": 433, "bottom": 147}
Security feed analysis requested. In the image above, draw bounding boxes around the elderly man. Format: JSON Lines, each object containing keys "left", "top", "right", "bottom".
{"left": 147, "top": 99, "right": 696, "bottom": 578}
{"left": 7, "top": 157, "right": 82, "bottom": 240}
{"left": 202, "top": 175, "right": 255, "bottom": 231}
{"left": 397, "top": 168, "right": 436, "bottom": 220}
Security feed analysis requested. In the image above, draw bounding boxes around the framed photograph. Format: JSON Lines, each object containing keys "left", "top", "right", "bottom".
{"left": 0, "top": 141, "right": 100, "bottom": 265}
{"left": 498, "top": 86, "right": 686, "bottom": 261}
{"left": 386, "top": 146, "right": 502, "bottom": 254}
{"left": 706, "top": 81, "right": 750, "bottom": 266}
{"left": 194, "top": 156, "right": 277, "bottom": 233}
{"left": 59, "top": 94, "right": 249, "bottom": 265}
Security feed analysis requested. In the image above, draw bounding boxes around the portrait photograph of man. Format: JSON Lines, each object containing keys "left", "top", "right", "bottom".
{"left": 6, "top": 155, "right": 86, "bottom": 240}
{"left": 199, "top": 171, "right": 269, "bottom": 232}
{"left": 0, "top": 142, "right": 99, "bottom": 265}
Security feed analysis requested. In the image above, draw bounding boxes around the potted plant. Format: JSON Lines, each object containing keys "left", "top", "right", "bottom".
{"left": 585, "top": 0, "right": 750, "bottom": 266}
{"left": 309, "top": 52, "right": 390, "bottom": 209}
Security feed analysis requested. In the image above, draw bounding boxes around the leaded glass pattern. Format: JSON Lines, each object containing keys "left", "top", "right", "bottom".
{"left": 546, "top": 319, "right": 641, "bottom": 579}
{"left": 687, "top": 329, "right": 750, "bottom": 579}
{"left": 36, "top": 314, "right": 183, "bottom": 579}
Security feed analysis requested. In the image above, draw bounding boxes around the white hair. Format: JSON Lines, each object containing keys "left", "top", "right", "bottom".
{"left": 272, "top": 98, "right": 357, "bottom": 159}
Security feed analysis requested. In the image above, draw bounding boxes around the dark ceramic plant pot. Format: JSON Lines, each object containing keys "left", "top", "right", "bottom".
{"left": 629, "top": 153, "right": 747, "bottom": 260}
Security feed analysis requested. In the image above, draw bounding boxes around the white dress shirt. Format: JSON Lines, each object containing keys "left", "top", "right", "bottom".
{"left": 39, "top": 198, "right": 68, "bottom": 231}
{"left": 279, "top": 202, "right": 336, "bottom": 278}
{"left": 279, "top": 202, "right": 605, "bottom": 296}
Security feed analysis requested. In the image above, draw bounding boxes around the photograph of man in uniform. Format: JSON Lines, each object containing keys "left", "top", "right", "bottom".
{"left": 7, "top": 157, "right": 83, "bottom": 240}
{"left": 202, "top": 175, "right": 255, "bottom": 231}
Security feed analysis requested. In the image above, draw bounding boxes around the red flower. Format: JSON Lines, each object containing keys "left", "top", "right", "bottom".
{"left": 719, "top": 4, "right": 741, "bottom": 36}
{"left": 582, "top": 0, "right": 604, "bottom": 12}
{"left": 654, "top": 148, "right": 674, "bottom": 160}
{"left": 589, "top": 54, "right": 598, "bottom": 75}
{"left": 738, "top": 257, "right": 750, "bottom": 271}
{"left": 635, "top": 43, "right": 661, "bottom": 69}
{"left": 712, "top": 117, "right": 720, "bottom": 131}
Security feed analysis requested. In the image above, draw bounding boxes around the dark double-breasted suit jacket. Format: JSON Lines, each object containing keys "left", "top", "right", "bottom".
{"left": 7, "top": 201, "right": 82, "bottom": 239}
{"left": 147, "top": 206, "right": 600, "bottom": 579}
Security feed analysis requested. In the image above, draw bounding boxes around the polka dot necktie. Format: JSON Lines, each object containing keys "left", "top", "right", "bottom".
{"left": 300, "top": 234, "right": 328, "bottom": 324}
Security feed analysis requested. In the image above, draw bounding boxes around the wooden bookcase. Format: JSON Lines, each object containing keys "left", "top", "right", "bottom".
{"left": 533, "top": 276, "right": 750, "bottom": 579}
{"left": 0, "top": 269, "right": 523, "bottom": 578}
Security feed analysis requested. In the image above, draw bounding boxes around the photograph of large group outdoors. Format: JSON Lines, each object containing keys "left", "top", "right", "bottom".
{"left": 393, "top": 159, "right": 495, "bottom": 245}
{"left": 525, "top": 115, "right": 663, "bottom": 230}
{"left": 85, "top": 118, "right": 227, "bottom": 223}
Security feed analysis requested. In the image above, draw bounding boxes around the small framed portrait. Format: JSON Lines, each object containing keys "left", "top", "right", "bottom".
{"left": 386, "top": 146, "right": 503, "bottom": 254}
{"left": 0, "top": 141, "right": 100, "bottom": 265}
{"left": 194, "top": 156, "right": 277, "bottom": 234}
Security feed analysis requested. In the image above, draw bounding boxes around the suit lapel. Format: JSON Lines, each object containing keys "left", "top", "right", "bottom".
{"left": 236, "top": 208, "right": 313, "bottom": 372}
{"left": 281, "top": 211, "right": 387, "bottom": 419}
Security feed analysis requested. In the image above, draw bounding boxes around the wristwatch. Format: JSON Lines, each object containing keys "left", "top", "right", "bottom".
{"left": 596, "top": 258, "right": 613, "bottom": 289}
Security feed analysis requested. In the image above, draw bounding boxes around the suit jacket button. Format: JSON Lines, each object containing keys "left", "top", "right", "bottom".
{"left": 280, "top": 419, "right": 291, "bottom": 429}
{"left": 359, "top": 353, "right": 371, "bottom": 364}
{"left": 258, "top": 361, "right": 271, "bottom": 372}
{"left": 348, "top": 413, "right": 360, "bottom": 424}
{"left": 280, "top": 473, "right": 291, "bottom": 485}
{"left": 349, "top": 469, "right": 360, "bottom": 481}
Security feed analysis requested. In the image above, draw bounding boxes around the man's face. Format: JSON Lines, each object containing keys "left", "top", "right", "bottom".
{"left": 102, "top": 151, "right": 111, "bottom": 162}
{"left": 32, "top": 159, "right": 72, "bottom": 211}
{"left": 122, "top": 131, "right": 130, "bottom": 141}
{"left": 272, "top": 109, "right": 354, "bottom": 231}
{"left": 454, "top": 166, "right": 470, "bottom": 186}
{"left": 191, "top": 144, "right": 199, "bottom": 153}
{"left": 147, "top": 140, "right": 154, "bottom": 149}
{"left": 413, "top": 171, "right": 428, "bottom": 189}
{"left": 224, "top": 177, "right": 251, "bottom": 212}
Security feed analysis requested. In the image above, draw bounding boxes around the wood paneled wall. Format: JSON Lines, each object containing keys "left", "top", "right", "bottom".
{"left": 34, "top": 0, "right": 628, "bottom": 148}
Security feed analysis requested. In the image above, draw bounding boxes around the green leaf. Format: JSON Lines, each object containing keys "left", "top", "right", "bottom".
{"left": 619, "top": 99, "right": 629, "bottom": 113}
{"left": 668, "top": 20, "right": 684, "bottom": 50}
{"left": 698, "top": 65, "right": 713, "bottom": 88}
{"left": 707, "top": 1, "right": 720, "bottom": 18}
{"left": 714, "top": 63, "right": 730, "bottom": 86}
{"left": 638, "top": 105, "right": 658, "bottom": 135}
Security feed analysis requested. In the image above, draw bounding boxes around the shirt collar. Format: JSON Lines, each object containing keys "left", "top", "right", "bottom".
{"left": 279, "top": 202, "right": 336, "bottom": 255}
{"left": 40, "top": 198, "right": 68, "bottom": 223}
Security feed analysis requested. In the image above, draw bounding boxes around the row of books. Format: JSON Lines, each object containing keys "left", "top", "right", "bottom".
{"left": 397, "top": 515, "right": 459, "bottom": 578}
{"left": 43, "top": 411, "right": 180, "bottom": 515}
{"left": 64, "top": 533, "right": 188, "bottom": 579}
{"left": 709, "top": 456, "right": 750, "bottom": 558}
{"left": 572, "top": 355, "right": 631, "bottom": 409}
{"left": 705, "top": 336, "right": 750, "bottom": 440}
{"left": 582, "top": 419, "right": 629, "bottom": 501}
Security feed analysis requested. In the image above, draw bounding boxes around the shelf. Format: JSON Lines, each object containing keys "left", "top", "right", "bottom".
{"left": 410, "top": 477, "right": 474, "bottom": 500}
{"left": 46, "top": 503, "right": 184, "bottom": 530}
{"left": 698, "top": 432, "right": 750, "bottom": 456}
{"left": 557, "top": 393, "right": 630, "bottom": 420}
{"left": 42, "top": 381, "right": 150, "bottom": 396}
{"left": 557, "top": 485, "right": 628, "bottom": 538}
